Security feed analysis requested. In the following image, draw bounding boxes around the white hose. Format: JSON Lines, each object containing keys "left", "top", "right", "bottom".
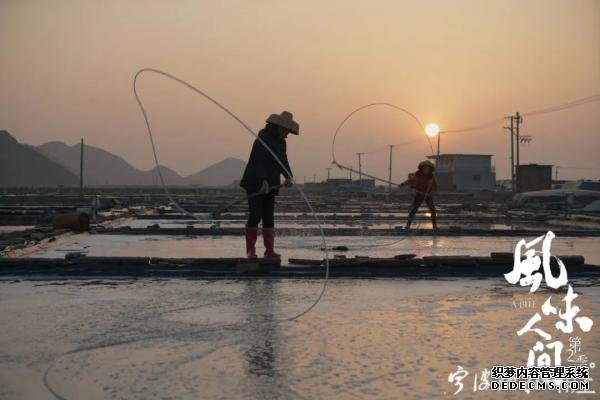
{"left": 329, "top": 102, "right": 435, "bottom": 248}
{"left": 331, "top": 102, "right": 435, "bottom": 174}
{"left": 133, "top": 68, "right": 329, "bottom": 321}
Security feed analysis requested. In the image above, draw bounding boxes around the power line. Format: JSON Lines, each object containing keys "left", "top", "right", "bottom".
{"left": 523, "top": 94, "right": 600, "bottom": 117}
{"left": 440, "top": 94, "right": 600, "bottom": 135}
{"left": 440, "top": 117, "right": 505, "bottom": 134}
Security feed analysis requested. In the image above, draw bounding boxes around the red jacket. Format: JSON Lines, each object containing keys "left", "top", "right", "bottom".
{"left": 405, "top": 171, "right": 437, "bottom": 195}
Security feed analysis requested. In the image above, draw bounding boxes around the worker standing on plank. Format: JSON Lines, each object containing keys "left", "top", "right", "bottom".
{"left": 240, "top": 111, "right": 298, "bottom": 258}
{"left": 399, "top": 159, "right": 438, "bottom": 230}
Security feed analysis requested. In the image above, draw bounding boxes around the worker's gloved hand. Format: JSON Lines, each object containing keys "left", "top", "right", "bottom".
{"left": 284, "top": 178, "right": 293, "bottom": 187}
{"left": 398, "top": 183, "right": 406, "bottom": 188}
{"left": 260, "top": 180, "right": 269, "bottom": 194}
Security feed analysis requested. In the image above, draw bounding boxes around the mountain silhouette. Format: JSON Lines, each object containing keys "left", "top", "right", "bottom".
{"left": 0, "top": 130, "right": 79, "bottom": 187}
{"left": 35, "top": 139, "right": 245, "bottom": 186}
{"left": 37, "top": 140, "right": 185, "bottom": 186}
{"left": 184, "top": 157, "right": 246, "bottom": 186}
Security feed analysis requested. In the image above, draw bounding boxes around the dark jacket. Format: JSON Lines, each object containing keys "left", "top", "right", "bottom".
{"left": 405, "top": 170, "right": 438, "bottom": 195}
{"left": 240, "top": 124, "right": 292, "bottom": 195}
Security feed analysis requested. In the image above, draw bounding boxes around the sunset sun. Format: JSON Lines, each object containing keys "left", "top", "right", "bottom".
{"left": 425, "top": 123, "right": 440, "bottom": 137}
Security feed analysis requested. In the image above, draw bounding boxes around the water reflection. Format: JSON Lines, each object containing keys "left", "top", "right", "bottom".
{"left": 1, "top": 280, "right": 599, "bottom": 398}
{"left": 242, "top": 282, "right": 280, "bottom": 398}
{"left": 28, "top": 234, "right": 600, "bottom": 264}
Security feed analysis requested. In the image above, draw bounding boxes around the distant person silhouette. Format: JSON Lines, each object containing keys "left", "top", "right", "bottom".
{"left": 399, "top": 160, "right": 438, "bottom": 230}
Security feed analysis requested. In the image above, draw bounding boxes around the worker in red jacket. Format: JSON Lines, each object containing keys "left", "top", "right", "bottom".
{"left": 399, "top": 160, "right": 438, "bottom": 230}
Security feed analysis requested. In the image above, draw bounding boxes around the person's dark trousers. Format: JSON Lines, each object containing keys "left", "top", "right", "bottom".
{"left": 246, "top": 192, "right": 279, "bottom": 257}
{"left": 405, "top": 193, "right": 437, "bottom": 229}
{"left": 246, "top": 192, "right": 275, "bottom": 228}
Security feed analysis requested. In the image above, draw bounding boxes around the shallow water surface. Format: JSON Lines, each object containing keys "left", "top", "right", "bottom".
{"left": 1, "top": 279, "right": 598, "bottom": 399}
{"left": 27, "top": 233, "right": 600, "bottom": 265}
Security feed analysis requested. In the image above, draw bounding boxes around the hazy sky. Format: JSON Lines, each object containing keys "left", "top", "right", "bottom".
{"left": 1, "top": 0, "right": 599, "bottom": 181}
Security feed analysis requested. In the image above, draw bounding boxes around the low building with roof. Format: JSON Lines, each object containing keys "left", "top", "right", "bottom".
{"left": 426, "top": 154, "right": 496, "bottom": 192}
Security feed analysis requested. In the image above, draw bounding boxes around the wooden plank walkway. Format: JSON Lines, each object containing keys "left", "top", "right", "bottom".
{"left": 1, "top": 255, "right": 598, "bottom": 279}
{"left": 93, "top": 226, "right": 600, "bottom": 237}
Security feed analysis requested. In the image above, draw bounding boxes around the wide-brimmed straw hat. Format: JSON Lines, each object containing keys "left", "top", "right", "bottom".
{"left": 266, "top": 111, "right": 299, "bottom": 134}
{"left": 418, "top": 160, "right": 435, "bottom": 171}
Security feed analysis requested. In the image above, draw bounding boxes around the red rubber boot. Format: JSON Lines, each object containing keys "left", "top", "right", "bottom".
{"left": 245, "top": 227, "right": 258, "bottom": 258}
{"left": 262, "top": 228, "right": 280, "bottom": 258}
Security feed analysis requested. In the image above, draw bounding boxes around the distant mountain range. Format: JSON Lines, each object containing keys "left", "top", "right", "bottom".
{"left": 0, "top": 130, "right": 246, "bottom": 187}
{"left": 0, "top": 130, "right": 79, "bottom": 187}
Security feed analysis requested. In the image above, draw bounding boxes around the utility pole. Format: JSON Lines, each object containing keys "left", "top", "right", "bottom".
{"left": 508, "top": 116, "right": 515, "bottom": 192}
{"left": 436, "top": 134, "right": 441, "bottom": 167}
{"left": 349, "top": 165, "right": 353, "bottom": 180}
{"left": 515, "top": 112, "right": 523, "bottom": 192}
{"left": 388, "top": 145, "right": 395, "bottom": 196}
{"left": 79, "top": 138, "right": 84, "bottom": 199}
{"left": 356, "top": 152, "right": 364, "bottom": 184}
{"left": 555, "top": 166, "right": 560, "bottom": 181}
{"left": 326, "top": 167, "right": 331, "bottom": 180}
{"left": 313, "top": 174, "right": 317, "bottom": 183}
{"left": 504, "top": 114, "right": 516, "bottom": 192}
